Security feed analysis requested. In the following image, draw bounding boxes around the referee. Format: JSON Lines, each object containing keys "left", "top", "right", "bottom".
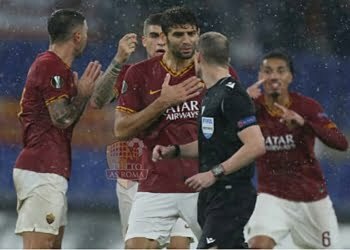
{"left": 152, "top": 31, "right": 266, "bottom": 249}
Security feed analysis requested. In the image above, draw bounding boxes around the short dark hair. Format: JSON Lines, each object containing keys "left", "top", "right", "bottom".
{"left": 143, "top": 13, "right": 162, "bottom": 35}
{"left": 160, "top": 6, "right": 198, "bottom": 35}
{"left": 47, "top": 9, "right": 85, "bottom": 44}
{"left": 260, "top": 49, "right": 294, "bottom": 75}
{"left": 197, "top": 32, "right": 230, "bottom": 66}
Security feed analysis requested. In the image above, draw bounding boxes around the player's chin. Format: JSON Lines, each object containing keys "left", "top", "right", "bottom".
{"left": 180, "top": 52, "right": 194, "bottom": 59}
{"left": 75, "top": 49, "right": 84, "bottom": 58}
{"left": 270, "top": 91, "right": 281, "bottom": 99}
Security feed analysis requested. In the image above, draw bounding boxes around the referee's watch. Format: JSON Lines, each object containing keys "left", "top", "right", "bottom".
{"left": 211, "top": 164, "right": 225, "bottom": 178}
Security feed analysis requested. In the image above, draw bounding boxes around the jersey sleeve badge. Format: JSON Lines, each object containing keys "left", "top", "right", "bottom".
{"left": 121, "top": 80, "right": 128, "bottom": 94}
{"left": 202, "top": 116, "right": 214, "bottom": 139}
{"left": 237, "top": 116, "right": 256, "bottom": 129}
{"left": 50, "top": 75, "right": 64, "bottom": 89}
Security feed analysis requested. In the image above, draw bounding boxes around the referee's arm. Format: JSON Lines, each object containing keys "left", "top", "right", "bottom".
{"left": 221, "top": 125, "right": 265, "bottom": 175}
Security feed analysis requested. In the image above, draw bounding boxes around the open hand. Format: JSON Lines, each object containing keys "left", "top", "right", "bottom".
{"left": 158, "top": 74, "right": 203, "bottom": 108}
{"left": 76, "top": 61, "right": 102, "bottom": 97}
{"left": 185, "top": 171, "right": 216, "bottom": 191}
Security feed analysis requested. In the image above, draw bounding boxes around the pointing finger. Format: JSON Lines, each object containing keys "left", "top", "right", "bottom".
{"left": 274, "top": 102, "right": 288, "bottom": 113}
{"left": 252, "top": 78, "right": 266, "bottom": 87}
{"left": 73, "top": 71, "right": 78, "bottom": 85}
{"left": 162, "top": 73, "right": 171, "bottom": 86}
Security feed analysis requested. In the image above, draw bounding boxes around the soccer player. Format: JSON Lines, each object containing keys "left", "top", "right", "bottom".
{"left": 13, "top": 9, "right": 101, "bottom": 249}
{"left": 90, "top": 13, "right": 195, "bottom": 248}
{"left": 152, "top": 31, "right": 266, "bottom": 249}
{"left": 245, "top": 50, "right": 349, "bottom": 249}
{"left": 114, "top": 6, "right": 205, "bottom": 249}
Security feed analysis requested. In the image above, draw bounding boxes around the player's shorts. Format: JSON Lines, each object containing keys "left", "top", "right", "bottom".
{"left": 125, "top": 192, "right": 201, "bottom": 247}
{"left": 117, "top": 181, "right": 195, "bottom": 242}
{"left": 244, "top": 193, "right": 339, "bottom": 249}
{"left": 197, "top": 181, "right": 256, "bottom": 249}
{"left": 116, "top": 179, "right": 138, "bottom": 238}
{"left": 13, "top": 168, "right": 68, "bottom": 235}
{"left": 170, "top": 217, "right": 195, "bottom": 242}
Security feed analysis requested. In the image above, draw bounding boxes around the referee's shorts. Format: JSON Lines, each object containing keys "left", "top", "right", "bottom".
{"left": 197, "top": 181, "right": 256, "bottom": 249}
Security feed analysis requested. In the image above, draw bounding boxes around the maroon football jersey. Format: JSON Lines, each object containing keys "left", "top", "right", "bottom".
{"left": 255, "top": 92, "right": 348, "bottom": 201}
{"left": 117, "top": 56, "right": 202, "bottom": 193}
{"left": 113, "top": 64, "right": 131, "bottom": 98}
{"left": 110, "top": 64, "right": 144, "bottom": 182}
{"left": 15, "top": 51, "right": 77, "bottom": 178}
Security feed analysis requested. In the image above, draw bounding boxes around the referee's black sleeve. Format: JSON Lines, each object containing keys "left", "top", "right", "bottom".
{"left": 222, "top": 89, "right": 257, "bottom": 132}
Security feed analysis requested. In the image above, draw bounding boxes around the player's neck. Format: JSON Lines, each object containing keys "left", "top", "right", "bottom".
{"left": 203, "top": 66, "right": 229, "bottom": 89}
{"left": 49, "top": 43, "right": 75, "bottom": 67}
{"left": 162, "top": 51, "right": 193, "bottom": 72}
{"left": 264, "top": 93, "right": 290, "bottom": 108}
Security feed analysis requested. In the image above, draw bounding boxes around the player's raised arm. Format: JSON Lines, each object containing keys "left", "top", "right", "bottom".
{"left": 90, "top": 33, "right": 137, "bottom": 109}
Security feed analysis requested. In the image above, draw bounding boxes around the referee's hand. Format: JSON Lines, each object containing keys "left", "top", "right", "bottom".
{"left": 185, "top": 171, "right": 216, "bottom": 191}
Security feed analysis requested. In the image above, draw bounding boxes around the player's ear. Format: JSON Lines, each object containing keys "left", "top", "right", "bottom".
{"left": 195, "top": 51, "right": 201, "bottom": 64}
{"left": 142, "top": 35, "right": 146, "bottom": 48}
{"left": 287, "top": 72, "right": 293, "bottom": 86}
{"left": 73, "top": 31, "right": 81, "bottom": 43}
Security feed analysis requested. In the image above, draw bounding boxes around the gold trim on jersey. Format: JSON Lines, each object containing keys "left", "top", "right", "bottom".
{"left": 263, "top": 97, "right": 292, "bottom": 117}
{"left": 325, "top": 122, "right": 337, "bottom": 129}
{"left": 159, "top": 59, "right": 194, "bottom": 77}
{"left": 116, "top": 106, "right": 136, "bottom": 113}
{"left": 45, "top": 94, "right": 69, "bottom": 106}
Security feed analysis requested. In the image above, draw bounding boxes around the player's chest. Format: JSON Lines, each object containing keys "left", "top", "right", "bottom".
{"left": 257, "top": 111, "right": 305, "bottom": 149}
{"left": 141, "top": 74, "right": 199, "bottom": 105}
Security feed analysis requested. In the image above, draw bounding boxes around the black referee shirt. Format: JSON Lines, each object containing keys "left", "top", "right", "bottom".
{"left": 198, "top": 76, "right": 257, "bottom": 183}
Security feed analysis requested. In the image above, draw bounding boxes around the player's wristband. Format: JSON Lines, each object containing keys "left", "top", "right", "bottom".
{"left": 172, "top": 144, "right": 181, "bottom": 158}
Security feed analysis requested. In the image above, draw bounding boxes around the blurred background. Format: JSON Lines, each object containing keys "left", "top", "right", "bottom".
{"left": 0, "top": 0, "right": 349, "bottom": 248}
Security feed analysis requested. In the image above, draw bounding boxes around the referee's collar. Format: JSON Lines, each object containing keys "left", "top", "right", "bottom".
{"left": 217, "top": 75, "right": 232, "bottom": 85}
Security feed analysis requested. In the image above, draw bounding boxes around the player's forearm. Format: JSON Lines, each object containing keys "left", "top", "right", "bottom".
{"left": 90, "top": 59, "right": 122, "bottom": 109}
{"left": 114, "top": 99, "right": 168, "bottom": 140}
{"left": 50, "top": 94, "right": 89, "bottom": 129}
{"left": 179, "top": 141, "right": 199, "bottom": 159}
{"left": 221, "top": 139, "right": 265, "bottom": 175}
{"left": 306, "top": 120, "right": 348, "bottom": 151}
